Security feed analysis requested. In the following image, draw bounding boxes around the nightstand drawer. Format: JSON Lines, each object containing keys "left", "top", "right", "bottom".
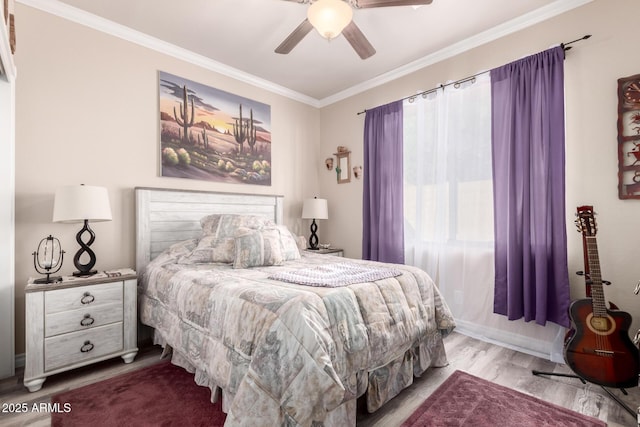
{"left": 325, "top": 250, "right": 343, "bottom": 257}
{"left": 45, "top": 302, "right": 123, "bottom": 337}
{"left": 44, "top": 323, "right": 123, "bottom": 372}
{"left": 45, "top": 281, "right": 123, "bottom": 314}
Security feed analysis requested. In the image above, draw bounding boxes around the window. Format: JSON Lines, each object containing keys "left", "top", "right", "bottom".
{"left": 403, "top": 73, "right": 493, "bottom": 246}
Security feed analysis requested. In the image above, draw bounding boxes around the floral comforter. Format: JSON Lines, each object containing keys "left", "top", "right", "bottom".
{"left": 139, "top": 248, "right": 455, "bottom": 427}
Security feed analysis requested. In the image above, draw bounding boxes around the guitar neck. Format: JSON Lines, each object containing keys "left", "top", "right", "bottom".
{"left": 581, "top": 231, "right": 592, "bottom": 297}
{"left": 585, "top": 236, "right": 607, "bottom": 316}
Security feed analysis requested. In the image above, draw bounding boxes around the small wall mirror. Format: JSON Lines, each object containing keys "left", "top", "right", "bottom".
{"left": 334, "top": 151, "right": 351, "bottom": 184}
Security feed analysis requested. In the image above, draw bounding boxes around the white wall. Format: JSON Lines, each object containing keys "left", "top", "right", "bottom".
{"left": 319, "top": 0, "right": 640, "bottom": 335}
{"left": 13, "top": 4, "right": 321, "bottom": 355}
{"left": 12, "top": 0, "right": 640, "bottom": 360}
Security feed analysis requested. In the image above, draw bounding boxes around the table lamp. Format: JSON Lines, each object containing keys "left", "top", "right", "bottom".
{"left": 301, "top": 197, "right": 328, "bottom": 250}
{"left": 53, "top": 184, "right": 112, "bottom": 276}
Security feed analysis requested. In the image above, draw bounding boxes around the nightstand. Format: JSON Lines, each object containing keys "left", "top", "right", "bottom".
{"left": 23, "top": 268, "right": 138, "bottom": 392}
{"left": 305, "top": 248, "right": 344, "bottom": 257}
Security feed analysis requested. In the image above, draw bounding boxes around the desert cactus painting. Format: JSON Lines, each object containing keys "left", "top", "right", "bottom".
{"left": 158, "top": 71, "right": 272, "bottom": 185}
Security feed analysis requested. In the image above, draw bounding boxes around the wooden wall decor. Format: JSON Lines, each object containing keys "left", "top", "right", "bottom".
{"left": 617, "top": 74, "right": 640, "bottom": 199}
{"left": 3, "top": 0, "right": 14, "bottom": 54}
{"left": 334, "top": 146, "right": 351, "bottom": 184}
{"left": 9, "top": 13, "right": 14, "bottom": 54}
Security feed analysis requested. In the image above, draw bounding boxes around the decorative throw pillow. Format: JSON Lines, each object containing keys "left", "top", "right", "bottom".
{"left": 274, "top": 225, "right": 301, "bottom": 261}
{"left": 177, "top": 235, "right": 235, "bottom": 264}
{"left": 233, "top": 228, "right": 284, "bottom": 269}
{"left": 295, "top": 235, "right": 307, "bottom": 252}
{"left": 167, "top": 238, "right": 199, "bottom": 258}
{"left": 200, "top": 214, "right": 275, "bottom": 238}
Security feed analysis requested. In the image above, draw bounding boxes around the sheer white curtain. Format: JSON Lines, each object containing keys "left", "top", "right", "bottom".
{"left": 403, "top": 73, "right": 564, "bottom": 361}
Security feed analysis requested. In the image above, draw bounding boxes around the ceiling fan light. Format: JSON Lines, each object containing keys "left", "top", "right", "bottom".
{"left": 307, "top": 0, "right": 353, "bottom": 40}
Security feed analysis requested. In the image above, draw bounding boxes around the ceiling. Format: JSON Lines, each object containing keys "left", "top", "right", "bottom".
{"left": 32, "top": 0, "right": 590, "bottom": 105}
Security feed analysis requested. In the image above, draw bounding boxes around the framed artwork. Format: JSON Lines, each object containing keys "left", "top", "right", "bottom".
{"left": 617, "top": 73, "right": 640, "bottom": 199}
{"left": 159, "top": 71, "right": 272, "bottom": 185}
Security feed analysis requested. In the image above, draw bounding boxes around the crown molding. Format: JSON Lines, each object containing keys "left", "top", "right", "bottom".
{"left": 317, "top": 0, "right": 594, "bottom": 107}
{"left": 17, "top": 0, "right": 321, "bottom": 107}
{"left": 18, "top": 0, "right": 592, "bottom": 108}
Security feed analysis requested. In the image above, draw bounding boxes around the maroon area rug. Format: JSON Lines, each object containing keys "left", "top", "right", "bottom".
{"left": 402, "top": 370, "right": 606, "bottom": 427}
{"left": 51, "top": 361, "right": 225, "bottom": 427}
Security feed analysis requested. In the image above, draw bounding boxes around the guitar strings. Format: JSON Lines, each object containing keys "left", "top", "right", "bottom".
{"left": 587, "top": 237, "right": 611, "bottom": 355}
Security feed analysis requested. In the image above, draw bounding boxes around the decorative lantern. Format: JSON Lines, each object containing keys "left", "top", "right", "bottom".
{"left": 32, "top": 235, "right": 64, "bottom": 284}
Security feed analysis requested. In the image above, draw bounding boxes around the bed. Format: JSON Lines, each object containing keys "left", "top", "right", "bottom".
{"left": 135, "top": 187, "right": 455, "bottom": 426}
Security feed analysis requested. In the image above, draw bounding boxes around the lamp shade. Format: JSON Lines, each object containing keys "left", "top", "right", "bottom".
{"left": 53, "top": 185, "right": 113, "bottom": 223}
{"left": 307, "top": 0, "right": 353, "bottom": 40}
{"left": 302, "top": 198, "right": 328, "bottom": 220}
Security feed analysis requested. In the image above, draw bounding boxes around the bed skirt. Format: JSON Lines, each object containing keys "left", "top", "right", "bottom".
{"left": 151, "top": 327, "right": 448, "bottom": 426}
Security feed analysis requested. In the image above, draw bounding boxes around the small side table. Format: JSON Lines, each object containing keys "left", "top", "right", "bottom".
{"left": 24, "top": 268, "right": 138, "bottom": 392}
{"left": 304, "top": 248, "right": 344, "bottom": 257}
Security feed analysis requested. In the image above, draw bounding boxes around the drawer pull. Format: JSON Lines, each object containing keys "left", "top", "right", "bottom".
{"left": 80, "top": 314, "right": 95, "bottom": 327}
{"left": 80, "top": 292, "right": 95, "bottom": 305}
{"left": 80, "top": 340, "right": 94, "bottom": 353}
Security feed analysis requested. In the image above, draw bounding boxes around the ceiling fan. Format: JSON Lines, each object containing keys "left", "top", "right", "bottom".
{"left": 275, "top": 0, "right": 433, "bottom": 60}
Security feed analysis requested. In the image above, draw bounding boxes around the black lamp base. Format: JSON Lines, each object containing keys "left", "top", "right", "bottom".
{"left": 73, "top": 219, "right": 98, "bottom": 277}
{"left": 308, "top": 219, "right": 320, "bottom": 250}
{"left": 73, "top": 270, "right": 97, "bottom": 277}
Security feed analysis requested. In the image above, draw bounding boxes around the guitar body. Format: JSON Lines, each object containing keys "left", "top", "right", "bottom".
{"left": 564, "top": 298, "right": 639, "bottom": 388}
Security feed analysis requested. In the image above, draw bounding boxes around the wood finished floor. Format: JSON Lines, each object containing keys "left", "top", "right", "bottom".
{"left": 1, "top": 332, "right": 638, "bottom": 426}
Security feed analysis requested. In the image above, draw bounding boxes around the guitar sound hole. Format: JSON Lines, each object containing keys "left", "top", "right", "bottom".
{"left": 586, "top": 313, "right": 616, "bottom": 335}
{"left": 590, "top": 316, "right": 609, "bottom": 331}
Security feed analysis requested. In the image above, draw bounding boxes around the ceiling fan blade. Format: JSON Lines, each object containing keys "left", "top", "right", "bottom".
{"left": 354, "top": 0, "right": 432, "bottom": 8}
{"left": 275, "top": 19, "right": 314, "bottom": 54}
{"left": 342, "top": 21, "right": 376, "bottom": 60}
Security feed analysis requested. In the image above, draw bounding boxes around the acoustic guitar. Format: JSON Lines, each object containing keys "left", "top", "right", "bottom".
{"left": 564, "top": 205, "right": 639, "bottom": 389}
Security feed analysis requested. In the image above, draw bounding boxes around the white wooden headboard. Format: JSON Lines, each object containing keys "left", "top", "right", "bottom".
{"left": 135, "top": 187, "right": 284, "bottom": 277}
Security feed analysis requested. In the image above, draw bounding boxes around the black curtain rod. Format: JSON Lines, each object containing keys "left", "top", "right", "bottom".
{"left": 561, "top": 34, "right": 592, "bottom": 51}
{"left": 356, "top": 34, "right": 592, "bottom": 116}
